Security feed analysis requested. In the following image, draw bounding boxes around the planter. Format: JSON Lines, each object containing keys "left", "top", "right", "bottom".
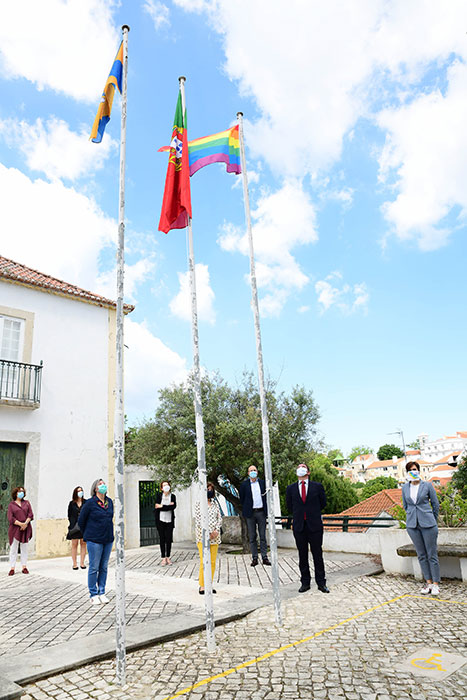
{"left": 379, "top": 526, "right": 467, "bottom": 580}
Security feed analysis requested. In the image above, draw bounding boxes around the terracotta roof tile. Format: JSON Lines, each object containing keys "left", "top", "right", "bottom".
{"left": 0, "top": 255, "right": 135, "bottom": 312}
{"left": 433, "top": 451, "right": 460, "bottom": 466}
{"left": 324, "top": 489, "right": 403, "bottom": 532}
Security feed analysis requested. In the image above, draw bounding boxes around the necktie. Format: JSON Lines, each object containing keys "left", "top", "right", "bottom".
{"left": 301, "top": 480, "right": 306, "bottom": 519}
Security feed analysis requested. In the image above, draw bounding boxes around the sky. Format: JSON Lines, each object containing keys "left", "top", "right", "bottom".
{"left": 1, "top": 0, "right": 467, "bottom": 456}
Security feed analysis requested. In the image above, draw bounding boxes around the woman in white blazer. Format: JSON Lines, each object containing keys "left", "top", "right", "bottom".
{"left": 402, "top": 461, "right": 440, "bottom": 595}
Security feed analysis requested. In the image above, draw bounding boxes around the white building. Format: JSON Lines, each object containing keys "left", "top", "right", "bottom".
{"left": 419, "top": 432, "right": 467, "bottom": 463}
{"left": 0, "top": 256, "right": 133, "bottom": 558}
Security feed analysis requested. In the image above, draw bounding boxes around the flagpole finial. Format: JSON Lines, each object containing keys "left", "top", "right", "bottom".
{"left": 122, "top": 24, "right": 130, "bottom": 32}
{"left": 178, "top": 76, "right": 187, "bottom": 84}
{"left": 237, "top": 112, "right": 244, "bottom": 118}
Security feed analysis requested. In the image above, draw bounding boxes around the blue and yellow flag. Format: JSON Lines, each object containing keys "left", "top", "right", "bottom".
{"left": 90, "top": 42, "right": 123, "bottom": 143}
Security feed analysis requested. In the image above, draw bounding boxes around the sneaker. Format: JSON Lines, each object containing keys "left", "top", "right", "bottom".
{"left": 420, "top": 583, "right": 432, "bottom": 594}
{"left": 90, "top": 596, "right": 101, "bottom": 605}
{"left": 99, "top": 594, "right": 110, "bottom": 603}
{"left": 431, "top": 583, "right": 440, "bottom": 596}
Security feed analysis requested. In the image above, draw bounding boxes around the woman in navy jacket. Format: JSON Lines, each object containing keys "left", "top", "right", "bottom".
{"left": 78, "top": 478, "right": 114, "bottom": 605}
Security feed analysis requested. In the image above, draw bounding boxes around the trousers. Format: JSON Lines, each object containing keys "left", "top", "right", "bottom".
{"left": 293, "top": 524, "right": 326, "bottom": 586}
{"left": 246, "top": 509, "right": 267, "bottom": 559}
{"left": 406, "top": 525, "right": 440, "bottom": 582}
{"left": 9, "top": 539, "right": 28, "bottom": 567}
{"left": 157, "top": 522, "right": 174, "bottom": 558}
{"left": 196, "top": 542, "right": 218, "bottom": 588}
{"left": 87, "top": 541, "right": 113, "bottom": 598}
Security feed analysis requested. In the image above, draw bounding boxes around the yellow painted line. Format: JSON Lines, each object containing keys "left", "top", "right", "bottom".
{"left": 161, "top": 592, "right": 466, "bottom": 700}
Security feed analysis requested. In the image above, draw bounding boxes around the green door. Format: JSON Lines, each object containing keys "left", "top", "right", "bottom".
{"left": 0, "top": 443, "right": 26, "bottom": 555}
{"left": 139, "top": 481, "right": 160, "bottom": 547}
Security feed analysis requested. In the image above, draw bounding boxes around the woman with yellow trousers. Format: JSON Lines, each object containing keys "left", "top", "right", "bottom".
{"left": 195, "top": 482, "right": 222, "bottom": 594}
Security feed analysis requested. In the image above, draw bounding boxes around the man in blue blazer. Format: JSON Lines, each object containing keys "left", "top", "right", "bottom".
{"left": 239, "top": 465, "right": 271, "bottom": 566}
{"left": 286, "top": 464, "right": 329, "bottom": 593}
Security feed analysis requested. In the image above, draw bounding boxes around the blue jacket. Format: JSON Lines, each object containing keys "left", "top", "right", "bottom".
{"left": 402, "top": 480, "right": 439, "bottom": 529}
{"left": 78, "top": 495, "right": 114, "bottom": 544}
{"left": 239, "top": 478, "right": 268, "bottom": 518}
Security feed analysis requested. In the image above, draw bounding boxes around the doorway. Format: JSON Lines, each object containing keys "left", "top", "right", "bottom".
{"left": 0, "top": 442, "right": 26, "bottom": 555}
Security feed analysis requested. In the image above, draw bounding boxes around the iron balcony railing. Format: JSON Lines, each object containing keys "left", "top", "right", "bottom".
{"left": 275, "top": 515, "right": 395, "bottom": 532}
{"left": 0, "top": 359, "right": 43, "bottom": 405}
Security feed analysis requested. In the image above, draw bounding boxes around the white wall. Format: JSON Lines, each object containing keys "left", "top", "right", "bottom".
{"left": 0, "top": 282, "right": 110, "bottom": 521}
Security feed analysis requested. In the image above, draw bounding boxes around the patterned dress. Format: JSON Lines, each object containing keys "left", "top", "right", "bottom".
{"left": 195, "top": 500, "right": 222, "bottom": 545}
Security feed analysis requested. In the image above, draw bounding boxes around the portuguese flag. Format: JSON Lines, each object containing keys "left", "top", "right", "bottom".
{"left": 158, "top": 91, "right": 192, "bottom": 233}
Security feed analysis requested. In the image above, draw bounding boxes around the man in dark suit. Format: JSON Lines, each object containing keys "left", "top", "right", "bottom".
{"left": 286, "top": 463, "right": 329, "bottom": 593}
{"left": 239, "top": 465, "right": 271, "bottom": 566}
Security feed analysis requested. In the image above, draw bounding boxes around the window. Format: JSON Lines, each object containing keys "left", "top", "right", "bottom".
{"left": 0, "top": 315, "right": 24, "bottom": 361}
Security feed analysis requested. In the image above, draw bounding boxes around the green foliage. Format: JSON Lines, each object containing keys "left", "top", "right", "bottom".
{"left": 360, "top": 476, "right": 398, "bottom": 501}
{"left": 347, "top": 445, "right": 373, "bottom": 462}
{"left": 390, "top": 503, "right": 407, "bottom": 529}
{"left": 438, "top": 484, "right": 467, "bottom": 527}
{"left": 125, "top": 371, "right": 321, "bottom": 512}
{"left": 377, "top": 443, "right": 404, "bottom": 461}
{"left": 407, "top": 439, "right": 420, "bottom": 450}
{"left": 452, "top": 456, "right": 467, "bottom": 497}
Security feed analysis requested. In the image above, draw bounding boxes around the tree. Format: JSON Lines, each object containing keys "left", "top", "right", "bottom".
{"left": 347, "top": 445, "right": 373, "bottom": 462}
{"left": 377, "top": 443, "right": 404, "bottom": 461}
{"left": 359, "top": 476, "right": 398, "bottom": 501}
{"left": 452, "top": 456, "right": 467, "bottom": 498}
{"left": 407, "top": 439, "right": 420, "bottom": 450}
{"left": 126, "top": 371, "right": 321, "bottom": 515}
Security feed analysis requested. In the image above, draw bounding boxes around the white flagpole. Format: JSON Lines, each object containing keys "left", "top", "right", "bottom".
{"left": 179, "top": 76, "right": 216, "bottom": 652}
{"left": 114, "top": 24, "right": 130, "bottom": 686}
{"left": 237, "top": 111, "right": 282, "bottom": 626}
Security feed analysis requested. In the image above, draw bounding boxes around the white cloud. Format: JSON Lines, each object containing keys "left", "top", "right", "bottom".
{"left": 0, "top": 1, "right": 119, "bottom": 101}
{"left": 0, "top": 162, "right": 116, "bottom": 288}
{"left": 170, "top": 263, "right": 216, "bottom": 324}
{"left": 143, "top": 1, "right": 170, "bottom": 30}
{"left": 315, "top": 274, "right": 369, "bottom": 315}
{"left": 124, "top": 318, "right": 187, "bottom": 416}
{"left": 377, "top": 60, "right": 467, "bottom": 250}
{"left": 298, "top": 305, "right": 310, "bottom": 314}
{"left": 218, "top": 180, "right": 316, "bottom": 316}
{"left": 0, "top": 117, "right": 115, "bottom": 181}
{"left": 96, "top": 259, "right": 156, "bottom": 304}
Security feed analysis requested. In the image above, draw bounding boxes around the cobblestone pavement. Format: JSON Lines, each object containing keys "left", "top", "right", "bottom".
{"left": 20, "top": 575, "right": 467, "bottom": 700}
{"left": 0, "top": 546, "right": 369, "bottom": 657}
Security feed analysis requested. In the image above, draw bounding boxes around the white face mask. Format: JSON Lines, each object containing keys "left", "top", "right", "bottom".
{"left": 162, "top": 484, "right": 171, "bottom": 493}
{"left": 296, "top": 467, "right": 308, "bottom": 478}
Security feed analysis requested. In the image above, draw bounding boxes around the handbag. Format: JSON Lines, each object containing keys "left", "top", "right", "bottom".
{"left": 68, "top": 523, "right": 81, "bottom": 536}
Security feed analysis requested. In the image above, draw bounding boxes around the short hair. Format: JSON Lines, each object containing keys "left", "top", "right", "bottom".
{"left": 11, "top": 486, "right": 26, "bottom": 501}
{"left": 90, "top": 478, "right": 103, "bottom": 497}
{"left": 72, "top": 486, "right": 84, "bottom": 501}
{"left": 160, "top": 480, "right": 171, "bottom": 489}
{"left": 248, "top": 465, "right": 257, "bottom": 472}
{"left": 406, "top": 461, "right": 420, "bottom": 473}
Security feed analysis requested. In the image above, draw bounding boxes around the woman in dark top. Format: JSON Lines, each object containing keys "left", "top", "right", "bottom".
{"left": 7, "top": 486, "right": 34, "bottom": 575}
{"left": 67, "top": 486, "right": 87, "bottom": 570}
{"left": 155, "top": 480, "right": 176, "bottom": 566}
{"left": 78, "top": 478, "right": 114, "bottom": 605}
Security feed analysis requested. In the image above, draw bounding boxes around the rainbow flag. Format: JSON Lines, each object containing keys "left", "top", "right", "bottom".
{"left": 159, "top": 125, "right": 241, "bottom": 176}
{"left": 90, "top": 42, "right": 123, "bottom": 143}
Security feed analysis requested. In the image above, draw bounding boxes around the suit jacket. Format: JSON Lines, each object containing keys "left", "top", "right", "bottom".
{"left": 239, "top": 478, "right": 268, "bottom": 518}
{"left": 154, "top": 492, "right": 176, "bottom": 526}
{"left": 286, "top": 480, "right": 326, "bottom": 533}
{"left": 402, "top": 480, "right": 439, "bottom": 529}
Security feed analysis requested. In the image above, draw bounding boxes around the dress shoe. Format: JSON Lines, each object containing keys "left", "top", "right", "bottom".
{"left": 298, "top": 584, "right": 310, "bottom": 593}
{"left": 262, "top": 557, "right": 272, "bottom": 566}
{"left": 251, "top": 558, "right": 258, "bottom": 567}
{"left": 22, "top": 567, "right": 29, "bottom": 574}
{"left": 318, "top": 584, "right": 330, "bottom": 593}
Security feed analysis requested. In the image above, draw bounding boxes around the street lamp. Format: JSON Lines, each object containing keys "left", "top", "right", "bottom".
{"left": 388, "top": 429, "right": 407, "bottom": 466}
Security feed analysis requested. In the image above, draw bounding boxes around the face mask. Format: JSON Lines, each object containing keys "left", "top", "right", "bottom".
{"left": 407, "top": 471, "right": 420, "bottom": 481}
{"left": 17, "top": 491, "right": 24, "bottom": 500}
{"left": 296, "top": 467, "right": 307, "bottom": 478}
{"left": 207, "top": 489, "right": 215, "bottom": 500}
{"left": 162, "top": 485, "right": 171, "bottom": 493}
{"left": 249, "top": 471, "right": 258, "bottom": 479}
{"left": 98, "top": 484, "right": 107, "bottom": 495}
{"left": 77, "top": 491, "right": 84, "bottom": 498}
